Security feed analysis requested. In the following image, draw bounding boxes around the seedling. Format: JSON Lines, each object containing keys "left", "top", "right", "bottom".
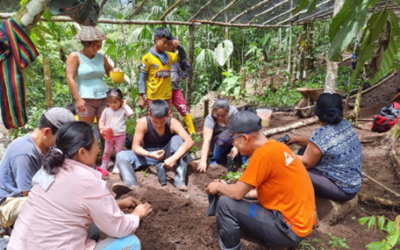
{"left": 221, "top": 171, "right": 243, "bottom": 183}
{"left": 190, "top": 134, "right": 201, "bottom": 154}
{"left": 142, "top": 168, "right": 149, "bottom": 177}
{"left": 359, "top": 215, "right": 400, "bottom": 249}
{"left": 328, "top": 233, "right": 349, "bottom": 249}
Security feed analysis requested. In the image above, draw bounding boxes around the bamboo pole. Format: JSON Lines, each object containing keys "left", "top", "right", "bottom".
{"left": 277, "top": 0, "right": 332, "bottom": 25}
{"left": 293, "top": 6, "right": 334, "bottom": 24}
{"left": 128, "top": 0, "right": 149, "bottom": 20}
{"left": 44, "top": 57, "right": 53, "bottom": 108}
{"left": 159, "top": 0, "right": 184, "bottom": 21}
{"left": 262, "top": 7, "right": 295, "bottom": 25}
{"left": 230, "top": 0, "right": 271, "bottom": 23}
{"left": 249, "top": 0, "right": 290, "bottom": 24}
{"left": 240, "top": 67, "right": 246, "bottom": 93}
{"left": 211, "top": 0, "right": 239, "bottom": 21}
{"left": 186, "top": 25, "right": 195, "bottom": 107}
{"left": 264, "top": 116, "right": 319, "bottom": 137}
{"left": 189, "top": 0, "right": 214, "bottom": 21}
{"left": 191, "top": 19, "right": 289, "bottom": 28}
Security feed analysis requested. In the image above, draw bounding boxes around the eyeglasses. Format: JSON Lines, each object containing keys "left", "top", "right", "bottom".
{"left": 229, "top": 132, "right": 250, "bottom": 141}
{"left": 213, "top": 113, "right": 227, "bottom": 119}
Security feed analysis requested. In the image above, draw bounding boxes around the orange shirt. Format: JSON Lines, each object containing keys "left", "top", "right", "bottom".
{"left": 239, "top": 140, "right": 316, "bottom": 237}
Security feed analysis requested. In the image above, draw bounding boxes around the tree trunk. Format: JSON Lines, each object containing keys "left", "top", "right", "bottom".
{"left": 354, "top": 75, "right": 365, "bottom": 125}
{"left": 290, "top": 32, "right": 302, "bottom": 88}
{"left": 305, "top": 22, "right": 314, "bottom": 70}
{"left": 287, "top": 0, "right": 293, "bottom": 72}
{"left": 325, "top": 0, "right": 345, "bottom": 91}
{"left": 185, "top": 25, "right": 195, "bottom": 107}
{"left": 298, "top": 24, "right": 307, "bottom": 80}
{"left": 0, "top": 0, "right": 50, "bottom": 160}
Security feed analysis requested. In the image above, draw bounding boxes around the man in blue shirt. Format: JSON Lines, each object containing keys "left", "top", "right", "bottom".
{"left": 0, "top": 108, "right": 74, "bottom": 228}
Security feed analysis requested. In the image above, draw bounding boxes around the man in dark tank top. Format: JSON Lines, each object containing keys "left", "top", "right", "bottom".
{"left": 113, "top": 99, "right": 194, "bottom": 193}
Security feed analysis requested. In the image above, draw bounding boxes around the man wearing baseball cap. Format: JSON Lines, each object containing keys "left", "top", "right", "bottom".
{"left": 206, "top": 111, "right": 316, "bottom": 249}
{"left": 0, "top": 108, "right": 74, "bottom": 228}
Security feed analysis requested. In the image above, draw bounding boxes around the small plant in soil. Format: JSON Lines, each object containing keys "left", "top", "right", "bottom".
{"left": 142, "top": 168, "right": 149, "bottom": 177}
{"left": 299, "top": 238, "right": 324, "bottom": 250}
{"left": 221, "top": 171, "right": 242, "bottom": 184}
{"left": 359, "top": 215, "right": 400, "bottom": 250}
{"left": 327, "top": 233, "right": 350, "bottom": 249}
{"left": 190, "top": 134, "right": 201, "bottom": 154}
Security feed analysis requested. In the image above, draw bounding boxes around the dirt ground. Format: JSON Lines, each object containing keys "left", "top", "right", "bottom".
{"left": 103, "top": 102, "right": 400, "bottom": 250}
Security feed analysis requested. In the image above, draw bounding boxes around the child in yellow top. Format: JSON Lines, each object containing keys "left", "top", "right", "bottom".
{"left": 138, "top": 28, "right": 186, "bottom": 116}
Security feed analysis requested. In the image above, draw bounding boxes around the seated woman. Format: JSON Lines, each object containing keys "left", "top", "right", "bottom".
{"left": 8, "top": 122, "right": 152, "bottom": 250}
{"left": 197, "top": 98, "right": 246, "bottom": 173}
{"left": 283, "top": 92, "right": 363, "bottom": 202}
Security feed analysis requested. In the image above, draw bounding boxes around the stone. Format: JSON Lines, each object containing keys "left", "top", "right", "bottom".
{"left": 316, "top": 195, "right": 358, "bottom": 225}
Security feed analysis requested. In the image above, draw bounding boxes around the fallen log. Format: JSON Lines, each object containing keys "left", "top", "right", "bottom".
{"left": 264, "top": 116, "right": 319, "bottom": 137}
{"left": 363, "top": 172, "right": 400, "bottom": 198}
{"left": 358, "top": 192, "right": 400, "bottom": 208}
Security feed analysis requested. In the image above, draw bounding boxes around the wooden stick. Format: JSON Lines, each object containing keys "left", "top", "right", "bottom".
{"left": 128, "top": 0, "right": 149, "bottom": 20}
{"left": 262, "top": 6, "right": 295, "bottom": 25}
{"left": 248, "top": 0, "right": 290, "bottom": 24}
{"left": 189, "top": 0, "right": 215, "bottom": 21}
{"left": 277, "top": 0, "right": 332, "bottom": 25}
{"left": 230, "top": 0, "right": 271, "bottom": 23}
{"left": 363, "top": 172, "right": 400, "bottom": 198}
{"left": 191, "top": 19, "right": 289, "bottom": 28}
{"left": 159, "top": 0, "right": 184, "bottom": 21}
{"left": 358, "top": 192, "right": 400, "bottom": 208}
{"left": 349, "top": 73, "right": 396, "bottom": 99}
{"left": 293, "top": 6, "right": 334, "bottom": 24}
{"left": 211, "top": 0, "right": 239, "bottom": 21}
{"left": 263, "top": 116, "right": 319, "bottom": 136}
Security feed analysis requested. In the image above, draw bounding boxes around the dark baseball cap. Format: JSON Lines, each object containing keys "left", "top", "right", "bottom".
{"left": 314, "top": 92, "right": 343, "bottom": 117}
{"left": 229, "top": 111, "right": 262, "bottom": 134}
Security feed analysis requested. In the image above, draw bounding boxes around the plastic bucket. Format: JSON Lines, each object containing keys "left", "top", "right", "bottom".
{"left": 256, "top": 109, "right": 273, "bottom": 127}
{"left": 110, "top": 71, "right": 124, "bottom": 83}
{"left": 103, "top": 126, "right": 113, "bottom": 140}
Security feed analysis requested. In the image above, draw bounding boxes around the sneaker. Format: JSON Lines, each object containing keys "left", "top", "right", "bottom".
{"left": 112, "top": 183, "right": 134, "bottom": 196}
{"left": 96, "top": 167, "right": 109, "bottom": 177}
{"left": 112, "top": 165, "right": 120, "bottom": 174}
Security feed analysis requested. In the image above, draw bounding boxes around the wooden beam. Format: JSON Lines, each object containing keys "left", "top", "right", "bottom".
{"left": 159, "top": 0, "right": 184, "bottom": 21}
{"left": 128, "top": 0, "right": 149, "bottom": 20}
{"left": 211, "top": 0, "right": 239, "bottom": 21}
{"left": 262, "top": 6, "right": 295, "bottom": 25}
{"left": 277, "top": 0, "right": 332, "bottom": 25}
{"left": 293, "top": 6, "right": 334, "bottom": 24}
{"left": 230, "top": 0, "right": 271, "bottom": 23}
{"left": 191, "top": 19, "right": 289, "bottom": 28}
{"left": 189, "top": 0, "right": 214, "bottom": 21}
{"left": 249, "top": 0, "right": 290, "bottom": 24}
{"left": 186, "top": 25, "right": 195, "bottom": 107}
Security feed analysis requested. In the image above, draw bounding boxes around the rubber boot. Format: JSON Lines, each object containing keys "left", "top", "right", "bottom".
{"left": 183, "top": 114, "right": 195, "bottom": 134}
{"left": 209, "top": 144, "right": 225, "bottom": 168}
{"left": 174, "top": 156, "right": 188, "bottom": 191}
{"left": 156, "top": 163, "right": 167, "bottom": 186}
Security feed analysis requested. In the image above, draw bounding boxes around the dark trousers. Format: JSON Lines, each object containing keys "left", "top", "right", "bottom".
{"left": 298, "top": 147, "right": 357, "bottom": 202}
{"left": 216, "top": 196, "right": 303, "bottom": 250}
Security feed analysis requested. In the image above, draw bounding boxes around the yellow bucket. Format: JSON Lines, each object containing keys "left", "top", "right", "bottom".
{"left": 110, "top": 71, "right": 124, "bottom": 83}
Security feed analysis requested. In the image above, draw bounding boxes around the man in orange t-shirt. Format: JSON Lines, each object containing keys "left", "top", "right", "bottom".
{"left": 206, "top": 111, "right": 316, "bottom": 249}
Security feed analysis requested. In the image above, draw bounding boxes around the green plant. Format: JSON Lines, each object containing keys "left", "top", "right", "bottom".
{"left": 221, "top": 171, "right": 243, "bottom": 183}
{"left": 142, "top": 168, "right": 149, "bottom": 177}
{"left": 220, "top": 70, "right": 244, "bottom": 99}
{"left": 328, "top": 233, "right": 350, "bottom": 249}
{"left": 190, "top": 134, "right": 201, "bottom": 154}
{"left": 359, "top": 215, "right": 400, "bottom": 250}
{"left": 299, "top": 238, "right": 323, "bottom": 250}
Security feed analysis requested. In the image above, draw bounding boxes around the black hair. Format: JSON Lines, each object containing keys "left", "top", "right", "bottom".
{"left": 149, "top": 99, "right": 169, "bottom": 118}
{"left": 106, "top": 88, "right": 124, "bottom": 108}
{"left": 154, "top": 27, "right": 173, "bottom": 43}
{"left": 65, "top": 103, "right": 77, "bottom": 116}
{"left": 81, "top": 41, "right": 100, "bottom": 47}
{"left": 38, "top": 114, "right": 58, "bottom": 135}
{"left": 316, "top": 110, "right": 343, "bottom": 125}
{"left": 43, "top": 121, "right": 94, "bottom": 175}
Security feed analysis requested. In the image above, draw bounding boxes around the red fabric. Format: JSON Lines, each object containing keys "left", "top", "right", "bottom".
{"left": 172, "top": 89, "right": 190, "bottom": 116}
{"left": 371, "top": 115, "right": 399, "bottom": 133}
{"left": 394, "top": 102, "right": 400, "bottom": 109}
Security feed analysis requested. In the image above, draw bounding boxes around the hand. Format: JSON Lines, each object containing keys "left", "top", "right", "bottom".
{"left": 149, "top": 150, "right": 165, "bottom": 160}
{"left": 139, "top": 96, "right": 146, "bottom": 109}
{"left": 113, "top": 67, "right": 121, "bottom": 72}
{"left": 229, "top": 147, "right": 238, "bottom": 158}
{"left": 99, "top": 129, "right": 105, "bottom": 136}
{"left": 172, "top": 40, "right": 180, "bottom": 47}
{"left": 123, "top": 99, "right": 127, "bottom": 106}
{"left": 197, "top": 161, "right": 207, "bottom": 173}
{"left": 131, "top": 202, "right": 152, "bottom": 219}
{"left": 179, "top": 77, "right": 183, "bottom": 82}
{"left": 164, "top": 157, "right": 177, "bottom": 169}
{"left": 205, "top": 181, "right": 220, "bottom": 195}
{"left": 117, "top": 197, "right": 138, "bottom": 209}
{"left": 76, "top": 98, "right": 86, "bottom": 112}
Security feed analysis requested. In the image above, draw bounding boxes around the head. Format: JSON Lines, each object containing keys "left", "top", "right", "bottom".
{"left": 149, "top": 99, "right": 169, "bottom": 130}
{"left": 37, "top": 108, "right": 75, "bottom": 148}
{"left": 43, "top": 122, "right": 98, "bottom": 175}
{"left": 212, "top": 98, "right": 230, "bottom": 123}
{"left": 154, "top": 27, "right": 174, "bottom": 52}
{"left": 74, "top": 26, "right": 107, "bottom": 55}
{"left": 107, "top": 88, "right": 124, "bottom": 111}
{"left": 314, "top": 92, "right": 343, "bottom": 125}
{"left": 229, "top": 111, "right": 263, "bottom": 156}
{"left": 81, "top": 40, "right": 102, "bottom": 55}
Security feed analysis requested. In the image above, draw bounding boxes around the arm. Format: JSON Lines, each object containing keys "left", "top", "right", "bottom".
{"left": 288, "top": 135, "right": 311, "bottom": 147}
{"left": 131, "top": 118, "right": 149, "bottom": 157}
{"left": 164, "top": 119, "right": 194, "bottom": 168}
{"left": 123, "top": 100, "right": 134, "bottom": 117}
{"left": 11, "top": 155, "right": 37, "bottom": 196}
{"left": 300, "top": 141, "right": 323, "bottom": 169}
{"left": 206, "top": 181, "right": 253, "bottom": 200}
{"left": 139, "top": 60, "right": 149, "bottom": 109}
{"left": 103, "top": 54, "right": 113, "bottom": 76}
{"left": 198, "top": 127, "right": 213, "bottom": 173}
{"left": 98, "top": 108, "right": 107, "bottom": 130}
{"left": 175, "top": 44, "right": 187, "bottom": 63}
{"left": 180, "top": 59, "right": 192, "bottom": 80}
{"left": 66, "top": 53, "right": 86, "bottom": 111}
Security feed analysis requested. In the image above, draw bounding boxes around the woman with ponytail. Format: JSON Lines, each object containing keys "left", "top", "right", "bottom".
{"left": 278, "top": 92, "right": 363, "bottom": 202}
{"left": 8, "top": 121, "right": 152, "bottom": 250}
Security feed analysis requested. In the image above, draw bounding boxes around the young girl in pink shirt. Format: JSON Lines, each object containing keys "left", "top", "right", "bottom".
{"left": 99, "top": 88, "right": 134, "bottom": 173}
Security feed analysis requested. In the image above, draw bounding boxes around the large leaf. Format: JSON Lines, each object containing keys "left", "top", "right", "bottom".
{"left": 367, "top": 12, "right": 400, "bottom": 84}
{"left": 366, "top": 241, "right": 386, "bottom": 250}
{"left": 196, "top": 48, "right": 215, "bottom": 67}
{"left": 293, "top": 0, "right": 308, "bottom": 14}
{"left": 307, "top": 0, "right": 319, "bottom": 13}
{"left": 214, "top": 40, "right": 234, "bottom": 67}
{"left": 328, "top": 0, "right": 369, "bottom": 61}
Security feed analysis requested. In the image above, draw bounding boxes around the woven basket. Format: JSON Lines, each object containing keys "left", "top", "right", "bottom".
{"left": 74, "top": 26, "right": 107, "bottom": 41}
{"left": 49, "top": 0, "right": 99, "bottom": 26}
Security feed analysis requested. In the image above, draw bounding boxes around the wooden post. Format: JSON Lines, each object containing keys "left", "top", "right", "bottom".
{"left": 290, "top": 32, "right": 302, "bottom": 88}
{"left": 185, "top": 25, "right": 195, "bottom": 107}
{"left": 305, "top": 22, "right": 315, "bottom": 70}
{"left": 204, "top": 99, "right": 209, "bottom": 118}
{"left": 240, "top": 67, "right": 246, "bottom": 93}
{"left": 43, "top": 58, "right": 53, "bottom": 108}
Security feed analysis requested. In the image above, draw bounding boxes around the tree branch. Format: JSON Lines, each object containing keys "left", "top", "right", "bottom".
{"left": 159, "top": 0, "right": 184, "bottom": 21}
{"left": 128, "top": 0, "right": 149, "bottom": 20}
